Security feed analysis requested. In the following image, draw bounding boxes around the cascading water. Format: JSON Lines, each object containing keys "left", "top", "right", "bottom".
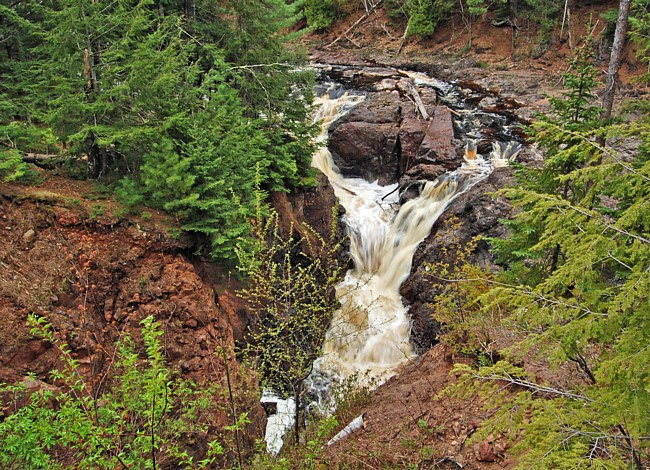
{"left": 309, "top": 84, "right": 500, "bottom": 395}
{"left": 264, "top": 77, "right": 520, "bottom": 454}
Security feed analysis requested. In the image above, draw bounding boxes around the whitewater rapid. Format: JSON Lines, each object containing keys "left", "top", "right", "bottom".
{"left": 263, "top": 80, "right": 520, "bottom": 454}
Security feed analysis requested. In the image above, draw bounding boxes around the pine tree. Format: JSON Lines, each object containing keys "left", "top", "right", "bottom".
{"left": 2, "top": 0, "right": 318, "bottom": 262}
{"left": 490, "top": 36, "right": 601, "bottom": 285}
{"left": 447, "top": 35, "right": 650, "bottom": 469}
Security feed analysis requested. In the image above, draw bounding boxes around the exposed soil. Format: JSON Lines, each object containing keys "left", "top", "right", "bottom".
{"left": 322, "top": 344, "right": 516, "bottom": 469}
{"left": 308, "top": 0, "right": 649, "bottom": 121}
{"left": 0, "top": 174, "right": 265, "bottom": 462}
{"left": 321, "top": 340, "right": 591, "bottom": 469}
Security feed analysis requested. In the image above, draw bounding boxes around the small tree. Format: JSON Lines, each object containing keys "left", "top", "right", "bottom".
{"left": 490, "top": 33, "right": 601, "bottom": 284}
{"left": 0, "top": 315, "right": 226, "bottom": 469}
{"left": 404, "top": 0, "right": 453, "bottom": 37}
{"left": 465, "top": 0, "right": 488, "bottom": 49}
{"left": 238, "top": 209, "right": 346, "bottom": 443}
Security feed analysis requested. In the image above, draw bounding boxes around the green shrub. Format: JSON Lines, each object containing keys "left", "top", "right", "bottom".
{"left": 0, "top": 315, "right": 226, "bottom": 469}
{"left": 405, "top": 0, "right": 452, "bottom": 37}
{"left": 0, "top": 149, "right": 39, "bottom": 183}
{"left": 303, "top": 0, "right": 338, "bottom": 30}
{"left": 522, "top": 0, "right": 563, "bottom": 39}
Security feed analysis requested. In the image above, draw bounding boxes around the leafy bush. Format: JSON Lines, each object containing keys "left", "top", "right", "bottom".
{"left": 405, "top": 0, "right": 453, "bottom": 37}
{"left": 239, "top": 207, "right": 346, "bottom": 442}
{"left": 0, "top": 315, "right": 225, "bottom": 469}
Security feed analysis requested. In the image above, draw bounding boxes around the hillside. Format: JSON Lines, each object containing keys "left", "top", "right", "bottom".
{"left": 1, "top": 0, "right": 648, "bottom": 468}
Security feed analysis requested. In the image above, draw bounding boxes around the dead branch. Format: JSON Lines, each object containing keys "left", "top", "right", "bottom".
{"left": 325, "top": 1, "right": 383, "bottom": 49}
{"left": 399, "top": 80, "right": 429, "bottom": 120}
{"left": 472, "top": 372, "right": 593, "bottom": 402}
{"left": 396, "top": 25, "right": 408, "bottom": 55}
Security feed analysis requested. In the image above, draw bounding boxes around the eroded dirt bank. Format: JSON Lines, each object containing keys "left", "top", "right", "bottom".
{"left": 0, "top": 177, "right": 267, "bottom": 461}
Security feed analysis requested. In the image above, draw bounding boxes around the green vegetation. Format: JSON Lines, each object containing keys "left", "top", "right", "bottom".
{"left": 0, "top": 149, "right": 39, "bottom": 183}
{"left": 405, "top": 0, "right": 453, "bottom": 37}
{"left": 239, "top": 208, "right": 346, "bottom": 442}
{"left": 0, "top": 315, "right": 226, "bottom": 469}
{"left": 302, "top": 0, "right": 340, "bottom": 30}
{"left": 1, "top": 0, "right": 316, "bottom": 263}
{"left": 440, "top": 34, "right": 650, "bottom": 469}
{"left": 630, "top": 0, "right": 650, "bottom": 82}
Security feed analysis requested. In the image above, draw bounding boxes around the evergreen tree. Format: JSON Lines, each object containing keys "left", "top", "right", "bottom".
{"left": 491, "top": 36, "right": 601, "bottom": 285}
{"left": 1, "top": 0, "right": 317, "bottom": 262}
{"left": 447, "top": 36, "right": 650, "bottom": 469}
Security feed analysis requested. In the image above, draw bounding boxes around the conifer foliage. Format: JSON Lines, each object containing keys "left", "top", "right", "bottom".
{"left": 0, "top": 0, "right": 316, "bottom": 263}
{"left": 448, "top": 37, "right": 650, "bottom": 468}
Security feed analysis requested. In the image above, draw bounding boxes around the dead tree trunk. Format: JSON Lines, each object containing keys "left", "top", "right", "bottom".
{"left": 602, "top": 0, "right": 631, "bottom": 121}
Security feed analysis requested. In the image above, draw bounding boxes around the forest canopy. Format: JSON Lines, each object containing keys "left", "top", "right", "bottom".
{"left": 0, "top": 0, "right": 317, "bottom": 262}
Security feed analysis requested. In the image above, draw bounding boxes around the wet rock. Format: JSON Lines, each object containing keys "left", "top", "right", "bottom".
{"left": 374, "top": 78, "right": 397, "bottom": 91}
{"left": 339, "top": 90, "right": 401, "bottom": 124}
{"left": 417, "top": 107, "right": 456, "bottom": 163}
{"left": 478, "top": 96, "right": 498, "bottom": 109}
{"left": 401, "top": 106, "right": 460, "bottom": 188}
{"left": 402, "top": 168, "right": 514, "bottom": 352}
{"left": 329, "top": 121, "right": 400, "bottom": 185}
{"left": 398, "top": 116, "right": 427, "bottom": 151}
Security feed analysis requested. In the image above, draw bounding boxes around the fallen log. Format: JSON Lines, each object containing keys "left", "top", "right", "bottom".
{"left": 23, "top": 153, "right": 72, "bottom": 168}
{"left": 325, "top": 0, "right": 383, "bottom": 49}
{"left": 398, "top": 80, "right": 430, "bottom": 120}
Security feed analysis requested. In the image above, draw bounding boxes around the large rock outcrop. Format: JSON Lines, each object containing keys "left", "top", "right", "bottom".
{"left": 400, "top": 168, "right": 514, "bottom": 353}
{"left": 323, "top": 67, "right": 464, "bottom": 187}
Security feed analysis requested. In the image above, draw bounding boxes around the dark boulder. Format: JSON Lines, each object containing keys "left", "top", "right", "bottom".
{"left": 401, "top": 167, "right": 514, "bottom": 353}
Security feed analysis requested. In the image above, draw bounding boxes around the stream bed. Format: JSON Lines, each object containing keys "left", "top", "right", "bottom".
{"left": 263, "top": 65, "right": 523, "bottom": 454}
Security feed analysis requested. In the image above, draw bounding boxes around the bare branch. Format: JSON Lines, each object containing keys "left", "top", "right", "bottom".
{"left": 471, "top": 372, "right": 593, "bottom": 402}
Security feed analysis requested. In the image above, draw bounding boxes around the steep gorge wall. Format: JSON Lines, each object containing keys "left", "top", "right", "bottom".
{"left": 0, "top": 185, "right": 265, "bottom": 447}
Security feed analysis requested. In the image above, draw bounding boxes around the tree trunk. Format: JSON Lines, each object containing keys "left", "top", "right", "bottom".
{"left": 88, "top": 138, "right": 101, "bottom": 179}
{"left": 294, "top": 381, "right": 301, "bottom": 444}
{"left": 602, "top": 0, "right": 631, "bottom": 121}
{"left": 185, "top": 0, "right": 195, "bottom": 22}
{"left": 509, "top": 0, "right": 517, "bottom": 55}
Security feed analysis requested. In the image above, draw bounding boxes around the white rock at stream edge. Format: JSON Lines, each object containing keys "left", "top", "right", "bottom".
{"left": 261, "top": 390, "right": 296, "bottom": 456}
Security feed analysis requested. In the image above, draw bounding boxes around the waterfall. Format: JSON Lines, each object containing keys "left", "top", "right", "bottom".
{"left": 309, "top": 85, "right": 499, "bottom": 395}
{"left": 263, "top": 81, "right": 520, "bottom": 454}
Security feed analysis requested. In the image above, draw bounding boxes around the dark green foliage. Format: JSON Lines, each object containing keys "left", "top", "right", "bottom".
{"left": 630, "top": 0, "right": 650, "bottom": 82}
{"left": 445, "top": 34, "right": 650, "bottom": 469}
{"left": 0, "top": 149, "right": 39, "bottom": 183}
{"left": 303, "top": 0, "right": 338, "bottom": 30}
{"left": 0, "top": 315, "right": 225, "bottom": 469}
{"left": 1, "top": 0, "right": 316, "bottom": 263}
{"left": 522, "top": 0, "right": 563, "bottom": 37}
{"left": 404, "top": 0, "right": 453, "bottom": 37}
{"left": 490, "top": 37, "right": 601, "bottom": 285}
